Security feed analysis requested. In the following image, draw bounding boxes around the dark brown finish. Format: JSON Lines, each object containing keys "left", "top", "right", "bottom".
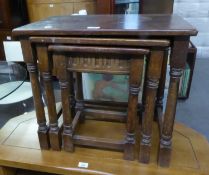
{"left": 49, "top": 45, "right": 149, "bottom": 74}
{"left": 96, "top": 0, "right": 115, "bottom": 14}
{"left": 94, "top": 0, "right": 196, "bottom": 101}
{"left": 50, "top": 44, "right": 149, "bottom": 159}
{"left": 84, "top": 109, "right": 127, "bottom": 123}
{"left": 36, "top": 44, "right": 61, "bottom": 151}
{"left": 54, "top": 54, "right": 73, "bottom": 152}
{"left": 73, "top": 135, "right": 124, "bottom": 150}
{"left": 49, "top": 45, "right": 150, "bottom": 55}
{"left": 158, "top": 36, "right": 190, "bottom": 167}
{"left": 0, "top": 166, "right": 16, "bottom": 175}
{"left": 124, "top": 58, "right": 144, "bottom": 160}
{"left": 0, "top": 0, "right": 11, "bottom": 29}
{"left": 13, "top": 14, "right": 197, "bottom": 167}
{"left": 30, "top": 37, "right": 170, "bottom": 47}
{"left": 75, "top": 72, "right": 85, "bottom": 123}
{"left": 139, "top": 0, "right": 196, "bottom": 101}
{"left": 0, "top": 0, "right": 28, "bottom": 59}
{"left": 140, "top": 0, "right": 174, "bottom": 14}
{"left": 20, "top": 39, "right": 49, "bottom": 150}
{"left": 139, "top": 49, "right": 164, "bottom": 163}
{"left": 156, "top": 48, "right": 169, "bottom": 108}
{"left": 96, "top": 0, "right": 173, "bottom": 14}
{"left": 154, "top": 49, "right": 169, "bottom": 141}
{"left": 0, "top": 0, "right": 28, "bottom": 29}
{"left": 185, "top": 42, "right": 197, "bottom": 98}
{"left": 0, "top": 30, "right": 11, "bottom": 60}
{"left": 72, "top": 111, "right": 82, "bottom": 133}
{"left": 13, "top": 15, "right": 197, "bottom": 37}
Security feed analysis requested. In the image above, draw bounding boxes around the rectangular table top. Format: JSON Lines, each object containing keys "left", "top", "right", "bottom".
{"left": 13, "top": 14, "right": 197, "bottom": 37}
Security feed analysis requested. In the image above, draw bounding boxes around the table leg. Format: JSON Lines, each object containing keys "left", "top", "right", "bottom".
{"left": 156, "top": 48, "right": 169, "bottom": 108}
{"left": 0, "top": 166, "right": 16, "bottom": 175}
{"left": 139, "top": 50, "right": 164, "bottom": 163}
{"left": 69, "top": 72, "right": 76, "bottom": 118}
{"left": 53, "top": 55, "right": 74, "bottom": 152}
{"left": 55, "top": 55, "right": 74, "bottom": 152}
{"left": 36, "top": 44, "right": 61, "bottom": 151}
{"left": 158, "top": 36, "right": 190, "bottom": 167}
{"left": 75, "top": 72, "right": 85, "bottom": 123}
{"left": 21, "top": 40, "right": 49, "bottom": 150}
{"left": 124, "top": 58, "right": 144, "bottom": 160}
{"left": 142, "top": 57, "right": 149, "bottom": 106}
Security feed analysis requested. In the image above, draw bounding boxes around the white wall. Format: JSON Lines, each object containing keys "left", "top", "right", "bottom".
{"left": 174, "top": 0, "right": 209, "bottom": 59}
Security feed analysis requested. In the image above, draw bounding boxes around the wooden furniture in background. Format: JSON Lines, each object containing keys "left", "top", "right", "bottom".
{"left": 0, "top": 111, "right": 209, "bottom": 174}
{"left": 26, "top": 0, "right": 96, "bottom": 22}
{"left": 13, "top": 14, "right": 197, "bottom": 167}
{"left": 96, "top": 0, "right": 173, "bottom": 14}
{"left": 140, "top": 0, "right": 173, "bottom": 14}
{"left": 96, "top": 0, "right": 115, "bottom": 14}
{"left": 0, "top": 31, "right": 11, "bottom": 60}
{"left": 0, "top": 0, "right": 28, "bottom": 60}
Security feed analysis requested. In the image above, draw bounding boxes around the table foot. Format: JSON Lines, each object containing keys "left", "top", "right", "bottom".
{"left": 49, "top": 124, "right": 62, "bottom": 151}
{"left": 37, "top": 126, "right": 50, "bottom": 150}
{"left": 63, "top": 132, "right": 74, "bottom": 152}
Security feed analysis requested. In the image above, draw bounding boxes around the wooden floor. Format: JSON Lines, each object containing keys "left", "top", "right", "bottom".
{"left": 0, "top": 108, "right": 209, "bottom": 175}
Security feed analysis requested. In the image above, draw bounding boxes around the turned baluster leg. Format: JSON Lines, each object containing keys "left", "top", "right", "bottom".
{"left": 36, "top": 44, "right": 61, "bottom": 150}
{"left": 124, "top": 58, "right": 144, "bottom": 160}
{"left": 20, "top": 39, "right": 49, "bottom": 149}
{"left": 139, "top": 50, "right": 164, "bottom": 163}
{"left": 54, "top": 54, "right": 74, "bottom": 152}
{"left": 142, "top": 56, "right": 149, "bottom": 107}
{"left": 158, "top": 36, "right": 190, "bottom": 167}
{"left": 75, "top": 72, "right": 85, "bottom": 123}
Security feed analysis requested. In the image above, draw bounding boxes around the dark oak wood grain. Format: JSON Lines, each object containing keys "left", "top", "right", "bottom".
{"left": 139, "top": 49, "right": 164, "bottom": 163}
{"left": 20, "top": 39, "right": 50, "bottom": 150}
{"left": 36, "top": 44, "right": 61, "bottom": 151}
{"left": 96, "top": 0, "right": 115, "bottom": 14}
{"left": 13, "top": 15, "right": 197, "bottom": 37}
{"left": 124, "top": 58, "right": 144, "bottom": 160}
{"left": 158, "top": 36, "right": 190, "bottom": 167}
{"left": 0, "top": 0, "right": 28, "bottom": 59}
{"left": 30, "top": 37, "right": 170, "bottom": 47}
{"left": 13, "top": 14, "right": 197, "bottom": 168}
{"left": 156, "top": 48, "right": 169, "bottom": 108}
{"left": 50, "top": 44, "right": 149, "bottom": 160}
{"left": 140, "top": 0, "right": 174, "bottom": 14}
{"left": 54, "top": 54, "right": 73, "bottom": 152}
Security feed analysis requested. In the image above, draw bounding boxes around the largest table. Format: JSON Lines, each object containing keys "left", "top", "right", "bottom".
{"left": 12, "top": 14, "right": 197, "bottom": 167}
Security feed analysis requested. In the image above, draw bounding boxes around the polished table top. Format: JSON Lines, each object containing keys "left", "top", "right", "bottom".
{"left": 13, "top": 14, "right": 197, "bottom": 37}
